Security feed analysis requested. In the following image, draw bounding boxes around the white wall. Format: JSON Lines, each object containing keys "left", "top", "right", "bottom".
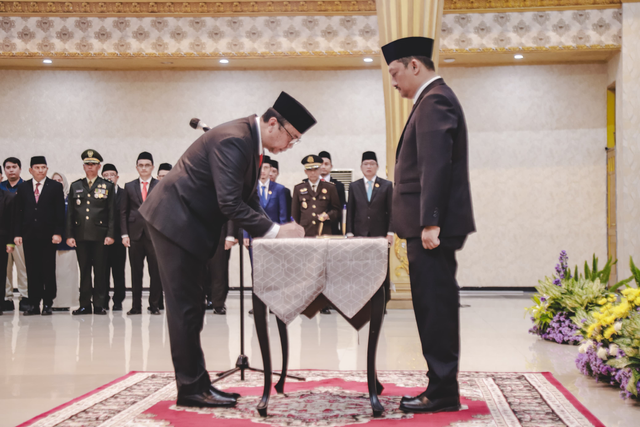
{"left": 0, "top": 64, "right": 608, "bottom": 289}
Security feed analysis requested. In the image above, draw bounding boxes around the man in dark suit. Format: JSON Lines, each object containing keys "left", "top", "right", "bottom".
{"left": 139, "top": 92, "right": 314, "bottom": 408}
{"left": 269, "top": 159, "right": 292, "bottom": 219}
{"left": 121, "top": 152, "right": 162, "bottom": 315}
{"left": 346, "top": 151, "right": 394, "bottom": 305}
{"left": 0, "top": 189, "right": 15, "bottom": 316}
{"left": 382, "top": 37, "right": 475, "bottom": 414}
{"left": 205, "top": 222, "right": 235, "bottom": 314}
{"left": 14, "top": 156, "right": 65, "bottom": 316}
{"left": 66, "top": 150, "right": 116, "bottom": 315}
{"left": 102, "top": 163, "right": 127, "bottom": 311}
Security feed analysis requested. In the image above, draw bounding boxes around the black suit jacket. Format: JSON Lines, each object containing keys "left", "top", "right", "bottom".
{"left": 0, "top": 190, "right": 15, "bottom": 246}
{"left": 393, "top": 78, "right": 475, "bottom": 239}
{"left": 121, "top": 179, "right": 158, "bottom": 241}
{"left": 346, "top": 177, "right": 393, "bottom": 237}
{"left": 14, "top": 178, "right": 65, "bottom": 240}
{"left": 140, "top": 116, "right": 271, "bottom": 259}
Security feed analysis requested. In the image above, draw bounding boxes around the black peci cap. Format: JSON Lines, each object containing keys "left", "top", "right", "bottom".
{"left": 270, "top": 159, "right": 279, "bottom": 170}
{"left": 158, "top": 163, "right": 172, "bottom": 172}
{"left": 262, "top": 155, "right": 272, "bottom": 166}
{"left": 102, "top": 163, "right": 118, "bottom": 174}
{"left": 137, "top": 151, "right": 154, "bottom": 164}
{"left": 318, "top": 151, "right": 331, "bottom": 161}
{"left": 361, "top": 151, "right": 377, "bottom": 163}
{"left": 273, "top": 92, "right": 317, "bottom": 134}
{"left": 301, "top": 155, "right": 323, "bottom": 170}
{"left": 381, "top": 36, "right": 435, "bottom": 65}
{"left": 30, "top": 156, "right": 47, "bottom": 167}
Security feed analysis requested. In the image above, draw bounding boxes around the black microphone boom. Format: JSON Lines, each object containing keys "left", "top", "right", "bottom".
{"left": 189, "top": 117, "right": 210, "bottom": 132}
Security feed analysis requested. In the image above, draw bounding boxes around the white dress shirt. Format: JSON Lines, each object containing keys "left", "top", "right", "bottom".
{"left": 139, "top": 177, "right": 151, "bottom": 196}
{"left": 259, "top": 179, "right": 270, "bottom": 202}
{"left": 32, "top": 178, "right": 45, "bottom": 193}
{"left": 413, "top": 76, "right": 442, "bottom": 104}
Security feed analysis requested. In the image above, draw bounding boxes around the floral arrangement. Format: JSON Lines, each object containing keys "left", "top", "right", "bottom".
{"left": 527, "top": 251, "right": 618, "bottom": 345}
{"left": 576, "top": 261, "right": 640, "bottom": 399}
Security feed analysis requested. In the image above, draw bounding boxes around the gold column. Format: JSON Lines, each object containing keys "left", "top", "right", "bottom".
{"left": 376, "top": 0, "right": 444, "bottom": 309}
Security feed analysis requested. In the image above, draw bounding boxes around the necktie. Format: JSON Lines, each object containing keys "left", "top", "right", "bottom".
{"left": 260, "top": 185, "right": 267, "bottom": 206}
{"left": 35, "top": 182, "right": 40, "bottom": 203}
{"left": 367, "top": 180, "right": 373, "bottom": 202}
{"left": 142, "top": 181, "right": 148, "bottom": 202}
{"left": 312, "top": 183, "right": 317, "bottom": 193}
{"left": 87, "top": 179, "right": 93, "bottom": 188}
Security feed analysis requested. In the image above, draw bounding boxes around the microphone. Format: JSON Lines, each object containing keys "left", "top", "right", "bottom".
{"left": 189, "top": 118, "right": 210, "bottom": 132}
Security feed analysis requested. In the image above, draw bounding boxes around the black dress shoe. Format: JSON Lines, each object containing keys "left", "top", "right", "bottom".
{"left": 19, "top": 299, "right": 32, "bottom": 312}
{"left": 72, "top": 306, "right": 92, "bottom": 315}
{"left": 213, "top": 306, "right": 226, "bottom": 315}
{"left": 127, "top": 308, "right": 142, "bottom": 315}
{"left": 3, "top": 300, "right": 15, "bottom": 312}
{"left": 23, "top": 307, "right": 41, "bottom": 316}
{"left": 176, "top": 389, "right": 237, "bottom": 408}
{"left": 94, "top": 307, "right": 108, "bottom": 315}
{"left": 205, "top": 301, "right": 214, "bottom": 310}
{"left": 211, "top": 384, "right": 240, "bottom": 400}
{"left": 320, "top": 307, "right": 332, "bottom": 315}
{"left": 399, "top": 395, "right": 460, "bottom": 414}
{"left": 148, "top": 307, "right": 161, "bottom": 315}
{"left": 112, "top": 304, "right": 123, "bottom": 311}
{"left": 41, "top": 306, "right": 53, "bottom": 316}
{"left": 52, "top": 307, "right": 69, "bottom": 311}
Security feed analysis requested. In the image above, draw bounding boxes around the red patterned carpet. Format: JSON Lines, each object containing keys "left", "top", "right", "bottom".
{"left": 19, "top": 370, "right": 604, "bottom": 427}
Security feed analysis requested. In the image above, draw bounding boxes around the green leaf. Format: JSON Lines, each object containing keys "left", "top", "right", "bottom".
{"left": 592, "top": 254, "right": 598, "bottom": 278}
{"left": 584, "top": 261, "right": 591, "bottom": 282}
{"left": 610, "top": 276, "right": 633, "bottom": 292}
{"left": 574, "top": 265, "right": 579, "bottom": 280}
{"left": 630, "top": 257, "right": 640, "bottom": 285}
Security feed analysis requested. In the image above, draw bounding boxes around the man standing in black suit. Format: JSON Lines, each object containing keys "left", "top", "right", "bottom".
{"left": 14, "top": 156, "right": 65, "bottom": 316}
{"left": 318, "top": 151, "right": 346, "bottom": 234}
{"left": 66, "top": 150, "right": 116, "bottom": 315}
{"left": 269, "top": 159, "right": 292, "bottom": 219}
{"left": 140, "top": 92, "right": 313, "bottom": 409}
{"left": 0, "top": 188, "right": 15, "bottom": 316}
{"left": 102, "top": 164, "right": 127, "bottom": 311}
{"left": 121, "top": 152, "right": 162, "bottom": 315}
{"left": 346, "top": 151, "right": 394, "bottom": 305}
{"left": 382, "top": 37, "right": 475, "bottom": 414}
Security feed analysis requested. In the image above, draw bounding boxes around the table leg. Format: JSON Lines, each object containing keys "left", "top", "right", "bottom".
{"left": 367, "top": 286, "right": 385, "bottom": 417}
{"left": 275, "top": 317, "right": 289, "bottom": 395}
{"left": 252, "top": 294, "right": 271, "bottom": 417}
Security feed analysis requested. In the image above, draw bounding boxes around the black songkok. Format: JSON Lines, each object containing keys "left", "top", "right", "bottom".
{"left": 102, "top": 163, "right": 118, "bottom": 174}
{"left": 158, "top": 163, "right": 172, "bottom": 172}
{"left": 270, "top": 159, "right": 279, "bottom": 170}
{"left": 318, "top": 151, "right": 331, "bottom": 161}
{"left": 362, "top": 151, "right": 377, "bottom": 163}
{"left": 137, "top": 151, "right": 154, "bottom": 164}
{"left": 381, "top": 36, "right": 435, "bottom": 65}
{"left": 30, "top": 156, "right": 47, "bottom": 167}
{"left": 262, "top": 155, "right": 272, "bottom": 166}
{"left": 273, "top": 92, "right": 317, "bottom": 134}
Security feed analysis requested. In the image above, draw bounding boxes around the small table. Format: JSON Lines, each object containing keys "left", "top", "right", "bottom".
{"left": 251, "top": 237, "right": 389, "bottom": 417}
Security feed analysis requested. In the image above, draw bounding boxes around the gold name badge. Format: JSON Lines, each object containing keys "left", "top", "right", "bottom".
{"left": 322, "top": 188, "right": 327, "bottom": 194}
{"left": 302, "top": 201, "right": 308, "bottom": 209}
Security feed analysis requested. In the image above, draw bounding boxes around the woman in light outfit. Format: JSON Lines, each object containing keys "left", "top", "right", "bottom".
{"left": 51, "top": 172, "right": 79, "bottom": 311}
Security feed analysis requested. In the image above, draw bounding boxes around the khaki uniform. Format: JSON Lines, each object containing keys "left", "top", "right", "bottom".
{"left": 292, "top": 180, "right": 340, "bottom": 237}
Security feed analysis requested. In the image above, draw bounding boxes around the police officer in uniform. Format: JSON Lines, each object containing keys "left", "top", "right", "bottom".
{"left": 66, "top": 150, "right": 116, "bottom": 315}
{"left": 292, "top": 155, "right": 341, "bottom": 238}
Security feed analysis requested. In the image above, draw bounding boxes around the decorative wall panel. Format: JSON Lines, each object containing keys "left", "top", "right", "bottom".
{"left": 0, "top": 9, "right": 621, "bottom": 57}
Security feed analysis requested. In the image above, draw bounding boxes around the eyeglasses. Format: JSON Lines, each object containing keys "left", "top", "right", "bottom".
{"left": 277, "top": 119, "right": 301, "bottom": 147}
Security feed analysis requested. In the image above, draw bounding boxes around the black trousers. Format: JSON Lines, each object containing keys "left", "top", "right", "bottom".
{"left": 406, "top": 236, "right": 465, "bottom": 401}
{"left": 23, "top": 239, "right": 58, "bottom": 307}
{"left": 0, "top": 247, "right": 7, "bottom": 312}
{"left": 148, "top": 225, "right": 212, "bottom": 396}
{"left": 129, "top": 232, "right": 163, "bottom": 310}
{"left": 75, "top": 240, "right": 109, "bottom": 309}
{"left": 205, "top": 234, "right": 231, "bottom": 308}
{"left": 106, "top": 241, "right": 127, "bottom": 305}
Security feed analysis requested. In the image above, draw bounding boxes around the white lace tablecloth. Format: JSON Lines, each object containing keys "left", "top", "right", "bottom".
{"left": 252, "top": 238, "right": 388, "bottom": 325}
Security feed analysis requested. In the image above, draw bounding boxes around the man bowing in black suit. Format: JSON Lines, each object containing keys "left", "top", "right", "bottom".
{"left": 14, "top": 156, "right": 65, "bottom": 316}
{"left": 121, "top": 152, "right": 162, "bottom": 315}
{"left": 140, "top": 92, "right": 313, "bottom": 409}
{"left": 346, "top": 151, "right": 394, "bottom": 305}
{"left": 382, "top": 37, "right": 475, "bottom": 414}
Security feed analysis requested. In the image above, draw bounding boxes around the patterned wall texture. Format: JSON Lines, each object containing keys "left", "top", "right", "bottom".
{"left": 0, "top": 9, "right": 622, "bottom": 56}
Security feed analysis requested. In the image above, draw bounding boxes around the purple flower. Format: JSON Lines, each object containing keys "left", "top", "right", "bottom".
{"left": 539, "top": 312, "right": 582, "bottom": 344}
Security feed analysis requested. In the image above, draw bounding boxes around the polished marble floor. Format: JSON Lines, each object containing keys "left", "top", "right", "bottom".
{"left": 1, "top": 293, "right": 638, "bottom": 427}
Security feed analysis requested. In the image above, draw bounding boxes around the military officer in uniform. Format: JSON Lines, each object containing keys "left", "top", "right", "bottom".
{"left": 292, "top": 155, "right": 341, "bottom": 238}
{"left": 66, "top": 150, "right": 116, "bottom": 315}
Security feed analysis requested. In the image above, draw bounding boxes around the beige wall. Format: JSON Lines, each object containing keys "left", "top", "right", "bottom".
{"left": 0, "top": 64, "right": 608, "bottom": 288}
